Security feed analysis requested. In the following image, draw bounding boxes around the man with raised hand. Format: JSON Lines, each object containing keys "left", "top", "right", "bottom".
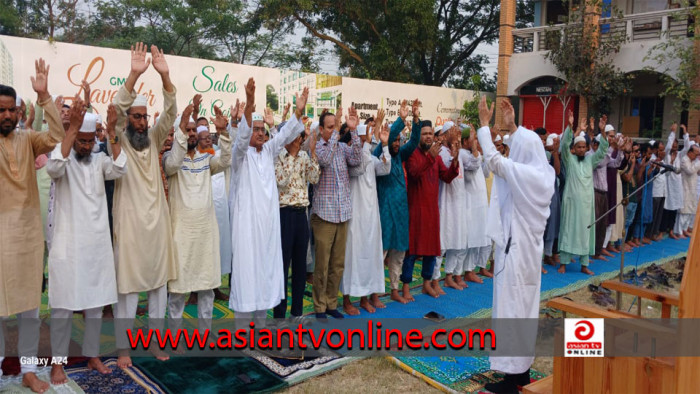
{"left": 110, "top": 43, "right": 178, "bottom": 367}
{"left": 477, "top": 97, "right": 554, "bottom": 393}
{"left": 228, "top": 78, "right": 307, "bottom": 323}
{"left": 0, "top": 58, "right": 64, "bottom": 393}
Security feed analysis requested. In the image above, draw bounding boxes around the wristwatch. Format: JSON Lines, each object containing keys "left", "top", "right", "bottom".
{"left": 109, "top": 135, "right": 119, "bottom": 144}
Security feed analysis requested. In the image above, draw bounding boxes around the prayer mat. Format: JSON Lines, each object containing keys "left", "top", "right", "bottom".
{"left": 66, "top": 358, "right": 165, "bottom": 393}
{"left": 389, "top": 356, "right": 547, "bottom": 394}
{"left": 0, "top": 367, "right": 84, "bottom": 393}
{"left": 244, "top": 348, "right": 355, "bottom": 386}
{"left": 132, "top": 356, "right": 287, "bottom": 393}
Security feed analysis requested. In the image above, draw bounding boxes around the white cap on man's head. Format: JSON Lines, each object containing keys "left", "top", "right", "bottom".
{"left": 574, "top": 135, "right": 586, "bottom": 145}
{"left": 197, "top": 125, "right": 208, "bottom": 134}
{"left": 251, "top": 113, "right": 264, "bottom": 122}
{"left": 494, "top": 134, "right": 502, "bottom": 142}
{"left": 132, "top": 94, "right": 148, "bottom": 108}
{"left": 442, "top": 121, "right": 454, "bottom": 131}
{"left": 79, "top": 113, "right": 99, "bottom": 133}
{"left": 546, "top": 133, "right": 558, "bottom": 147}
{"left": 15, "top": 96, "right": 22, "bottom": 106}
{"left": 604, "top": 124, "right": 615, "bottom": 133}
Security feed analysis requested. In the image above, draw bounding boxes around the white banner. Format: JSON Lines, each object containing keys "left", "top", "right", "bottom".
{"left": 0, "top": 35, "right": 474, "bottom": 126}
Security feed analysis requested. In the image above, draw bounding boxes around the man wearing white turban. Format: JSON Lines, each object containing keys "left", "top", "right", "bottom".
{"left": 475, "top": 97, "right": 555, "bottom": 393}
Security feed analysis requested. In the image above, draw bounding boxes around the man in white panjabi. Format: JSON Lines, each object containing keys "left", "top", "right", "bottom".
{"left": 164, "top": 101, "right": 232, "bottom": 335}
{"left": 434, "top": 121, "right": 470, "bottom": 290}
{"left": 462, "top": 130, "right": 493, "bottom": 284}
{"left": 476, "top": 97, "right": 555, "bottom": 393}
{"left": 664, "top": 123, "right": 690, "bottom": 238}
{"left": 47, "top": 107, "right": 126, "bottom": 384}
{"left": 678, "top": 144, "right": 700, "bottom": 233}
{"left": 341, "top": 121, "right": 392, "bottom": 315}
{"left": 228, "top": 78, "right": 307, "bottom": 323}
{"left": 110, "top": 43, "right": 178, "bottom": 367}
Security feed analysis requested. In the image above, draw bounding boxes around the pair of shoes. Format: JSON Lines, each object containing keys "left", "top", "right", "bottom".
{"left": 315, "top": 313, "right": 327, "bottom": 321}
{"left": 326, "top": 309, "right": 345, "bottom": 319}
{"left": 291, "top": 315, "right": 312, "bottom": 327}
{"left": 483, "top": 369, "right": 530, "bottom": 393}
{"left": 587, "top": 284, "right": 611, "bottom": 295}
{"left": 592, "top": 291, "right": 615, "bottom": 307}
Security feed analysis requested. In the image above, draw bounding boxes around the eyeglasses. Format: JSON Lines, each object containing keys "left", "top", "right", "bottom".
{"left": 128, "top": 113, "right": 151, "bottom": 121}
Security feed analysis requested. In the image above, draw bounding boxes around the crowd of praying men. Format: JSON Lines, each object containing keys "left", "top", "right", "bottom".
{"left": 0, "top": 44, "right": 698, "bottom": 393}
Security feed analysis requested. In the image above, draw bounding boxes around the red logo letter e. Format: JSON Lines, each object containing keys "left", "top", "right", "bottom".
{"left": 574, "top": 320, "right": 594, "bottom": 341}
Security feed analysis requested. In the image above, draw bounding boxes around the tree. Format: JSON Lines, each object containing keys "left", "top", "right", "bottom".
{"left": 266, "top": 84, "right": 279, "bottom": 111}
{"left": 644, "top": 3, "right": 700, "bottom": 114}
{"left": 460, "top": 75, "right": 492, "bottom": 125}
{"left": 262, "top": 0, "right": 532, "bottom": 87}
{"left": 544, "top": 0, "right": 632, "bottom": 115}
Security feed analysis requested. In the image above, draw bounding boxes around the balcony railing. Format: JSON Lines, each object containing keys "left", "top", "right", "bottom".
{"left": 513, "top": 7, "right": 693, "bottom": 53}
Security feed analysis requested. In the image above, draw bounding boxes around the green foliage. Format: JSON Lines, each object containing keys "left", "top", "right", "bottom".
{"left": 544, "top": 0, "right": 632, "bottom": 115}
{"left": 266, "top": 84, "right": 279, "bottom": 111}
{"left": 460, "top": 75, "right": 492, "bottom": 125}
{"left": 643, "top": 2, "right": 699, "bottom": 114}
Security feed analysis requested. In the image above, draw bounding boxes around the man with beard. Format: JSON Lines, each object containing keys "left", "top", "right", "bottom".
{"left": 374, "top": 100, "right": 421, "bottom": 304}
{"left": 0, "top": 59, "right": 64, "bottom": 393}
{"left": 665, "top": 124, "right": 691, "bottom": 238}
{"left": 558, "top": 110, "right": 608, "bottom": 275}
{"left": 402, "top": 118, "right": 460, "bottom": 298}
{"left": 47, "top": 103, "right": 126, "bottom": 384}
{"left": 228, "top": 79, "right": 307, "bottom": 323}
{"left": 679, "top": 144, "right": 700, "bottom": 234}
{"left": 164, "top": 101, "right": 231, "bottom": 339}
{"left": 110, "top": 43, "right": 178, "bottom": 368}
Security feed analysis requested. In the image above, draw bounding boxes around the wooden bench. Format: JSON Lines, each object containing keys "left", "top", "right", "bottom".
{"left": 522, "top": 375, "right": 552, "bottom": 394}
{"left": 600, "top": 280, "right": 679, "bottom": 318}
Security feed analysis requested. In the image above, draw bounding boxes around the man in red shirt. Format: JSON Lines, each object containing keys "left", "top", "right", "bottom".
{"left": 401, "top": 120, "right": 460, "bottom": 298}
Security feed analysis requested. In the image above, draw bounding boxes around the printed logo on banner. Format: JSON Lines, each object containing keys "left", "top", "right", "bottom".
{"left": 564, "top": 318, "right": 604, "bottom": 357}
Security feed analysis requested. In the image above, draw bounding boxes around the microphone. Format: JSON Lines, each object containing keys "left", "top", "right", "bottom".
{"left": 652, "top": 161, "right": 678, "bottom": 173}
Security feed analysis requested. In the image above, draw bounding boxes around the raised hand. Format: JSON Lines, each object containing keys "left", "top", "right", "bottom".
{"left": 428, "top": 141, "right": 441, "bottom": 158}
{"left": 567, "top": 109, "right": 574, "bottom": 127}
{"left": 238, "top": 101, "right": 245, "bottom": 121}
{"left": 598, "top": 114, "right": 607, "bottom": 132}
{"left": 589, "top": 116, "right": 595, "bottom": 131}
{"left": 411, "top": 98, "right": 421, "bottom": 120}
{"left": 192, "top": 94, "right": 202, "bottom": 118}
{"left": 230, "top": 99, "right": 240, "bottom": 125}
{"left": 244, "top": 78, "right": 255, "bottom": 122}
{"left": 31, "top": 58, "right": 51, "bottom": 101}
{"left": 210, "top": 105, "right": 228, "bottom": 131}
{"left": 150, "top": 45, "right": 169, "bottom": 75}
{"left": 68, "top": 96, "right": 86, "bottom": 131}
{"left": 670, "top": 122, "right": 677, "bottom": 133}
{"left": 346, "top": 106, "right": 359, "bottom": 130}
{"left": 398, "top": 100, "right": 409, "bottom": 121}
{"left": 680, "top": 124, "right": 687, "bottom": 135}
{"left": 106, "top": 104, "right": 118, "bottom": 138}
{"left": 282, "top": 102, "right": 291, "bottom": 121}
{"left": 295, "top": 87, "right": 309, "bottom": 118}
{"left": 334, "top": 106, "right": 343, "bottom": 131}
{"left": 180, "top": 104, "right": 194, "bottom": 131}
{"left": 500, "top": 99, "right": 516, "bottom": 130}
{"left": 478, "top": 95, "right": 494, "bottom": 128}
{"left": 130, "top": 42, "right": 151, "bottom": 75}
{"left": 375, "top": 108, "right": 385, "bottom": 127}
{"left": 451, "top": 141, "right": 459, "bottom": 159}
{"left": 81, "top": 79, "right": 91, "bottom": 107}
{"left": 579, "top": 117, "right": 587, "bottom": 132}
{"left": 26, "top": 103, "right": 35, "bottom": 128}
{"left": 263, "top": 107, "right": 275, "bottom": 127}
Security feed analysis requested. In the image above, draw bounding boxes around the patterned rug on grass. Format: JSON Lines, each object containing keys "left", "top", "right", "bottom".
{"left": 390, "top": 356, "right": 547, "bottom": 394}
{"left": 67, "top": 358, "right": 165, "bottom": 393}
{"left": 243, "top": 348, "right": 356, "bottom": 386}
{"left": 132, "top": 356, "right": 287, "bottom": 393}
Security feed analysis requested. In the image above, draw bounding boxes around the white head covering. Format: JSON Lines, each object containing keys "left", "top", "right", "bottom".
{"left": 15, "top": 96, "right": 22, "bottom": 106}
{"left": 196, "top": 125, "right": 208, "bottom": 134}
{"left": 442, "top": 121, "right": 455, "bottom": 132}
{"left": 594, "top": 134, "right": 602, "bottom": 143}
{"left": 79, "top": 113, "right": 99, "bottom": 133}
{"left": 357, "top": 124, "right": 367, "bottom": 136}
{"left": 435, "top": 125, "right": 444, "bottom": 135}
{"left": 131, "top": 95, "right": 148, "bottom": 108}
{"left": 649, "top": 139, "right": 656, "bottom": 147}
{"left": 574, "top": 135, "right": 586, "bottom": 145}
{"left": 251, "top": 113, "right": 264, "bottom": 122}
{"left": 604, "top": 124, "right": 615, "bottom": 133}
{"left": 95, "top": 114, "right": 103, "bottom": 125}
{"left": 494, "top": 134, "right": 502, "bottom": 142}
{"left": 546, "top": 133, "right": 558, "bottom": 147}
{"left": 486, "top": 126, "right": 555, "bottom": 247}
{"left": 174, "top": 116, "right": 195, "bottom": 129}
{"left": 578, "top": 130, "right": 586, "bottom": 137}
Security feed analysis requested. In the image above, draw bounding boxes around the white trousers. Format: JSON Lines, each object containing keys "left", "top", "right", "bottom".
{"left": 675, "top": 213, "right": 693, "bottom": 234}
{"left": 0, "top": 308, "right": 40, "bottom": 375}
{"left": 50, "top": 307, "right": 102, "bottom": 358}
{"left": 168, "top": 290, "right": 215, "bottom": 333}
{"left": 443, "top": 249, "right": 468, "bottom": 275}
{"left": 603, "top": 224, "right": 613, "bottom": 248}
{"left": 466, "top": 245, "right": 491, "bottom": 272}
{"left": 384, "top": 249, "right": 405, "bottom": 290}
{"left": 114, "top": 285, "right": 167, "bottom": 350}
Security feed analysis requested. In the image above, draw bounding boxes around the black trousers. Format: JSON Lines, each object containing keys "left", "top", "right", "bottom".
{"left": 647, "top": 197, "right": 665, "bottom": 238}
{"left": 273, "top": 206, "right": 310, "bottom": 318}
{"left": 660, "top": 209, "right": 677, "bottom": 233}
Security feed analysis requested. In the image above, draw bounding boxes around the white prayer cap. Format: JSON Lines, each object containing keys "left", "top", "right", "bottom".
{"left": 574, "top": 135, "right": 586, "bottom": 145}
{"left": 197, "top": 125, "right": 208, "bottom": 134}
{"left": 460, "top": 123, "right": 469, "bottom": 130}
{"left": 594, "top": 134, "right": 602, "bottom": 143}
{"left": 546, "top": 133, "right": 558, "bottom": 147}
{"left": 604, "top": 124, "right": 615, "bottom": 133}
{"left": 95, "top": 114, "right": 103, "bottom": 125}
{"left": 434, "top": 125, "right": 444, "bottom": 135}
{"left": 357, "top": 124, "right": 367, "bottom": 136}
{"left": 443, "top": 121, "right": 455, "bottom": 131}
{"left": 649, "top": 139, "right": 657, "bottom": 147}
{"left": 578, "top": 130, "right": 586, "bottom": 137}
{"left": 15, "top": 96, "right": 22, "bottom": 106}
{"left": 131, "top": 94, "right": 148, "bottom": 108}
{"left": 494, "top": 134, "right": 502, "bottom": 142}
{"left": 79, "top": 113, "right": 99, "bottom": 133}
{"left": 251, "top": 112, "right": 264, "bottom": 122}
{"left": 311, "top": 121, "right": 319, "bottom": 133}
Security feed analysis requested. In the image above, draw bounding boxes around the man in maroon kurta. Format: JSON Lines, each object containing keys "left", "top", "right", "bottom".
{"left": 400, "top": 120, "right": 459, "bottom": 299}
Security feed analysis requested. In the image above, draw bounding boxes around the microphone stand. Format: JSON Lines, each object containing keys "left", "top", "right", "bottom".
{"left": 587, "top": 167, "right": 671, "bottom": 309}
